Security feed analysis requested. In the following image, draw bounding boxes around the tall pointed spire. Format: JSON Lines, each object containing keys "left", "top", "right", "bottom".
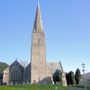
{"left": 33, "top": 1, "right": 43, "bottom": 32}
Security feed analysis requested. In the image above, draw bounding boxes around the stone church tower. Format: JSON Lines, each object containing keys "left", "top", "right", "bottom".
{"left": 3, "top": 2, "right": 67, "bottom": 86}
{"left": 31, "top": 2, "right": 46, "bottom": 84}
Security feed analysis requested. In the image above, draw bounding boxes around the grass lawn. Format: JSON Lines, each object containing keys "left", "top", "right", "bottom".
{"left": 0, "top": 84, "right": 90, "bottom": 90}
{"left": 0, "top": 84, "right": 68, "bottom": 90}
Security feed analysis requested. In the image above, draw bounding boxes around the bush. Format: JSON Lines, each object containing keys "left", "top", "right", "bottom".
{"left": 66, "top": 71, "right": 76, "bottom": 86}
{"left": 53, "top": 69, "right": 62, "bottom": 84}
{"left": 75, "top": 68, "right": 81, "bottom": 85}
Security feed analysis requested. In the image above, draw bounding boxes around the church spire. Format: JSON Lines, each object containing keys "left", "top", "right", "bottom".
{"left": 33, "top": 1, "right": 43, "bottom": 32}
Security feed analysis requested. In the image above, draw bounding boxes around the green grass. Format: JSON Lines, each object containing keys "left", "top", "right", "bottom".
{"left": 0, "top": 84, "right": 68, "bottom": 90}
{"left": 0, "top": 84, "right": 90, "bottom": 90}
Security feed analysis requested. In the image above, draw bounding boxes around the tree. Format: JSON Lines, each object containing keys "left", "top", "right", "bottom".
{"left": 66, "top": 71, "right": 76, "bottom": 86}
{"left": 66, "top": 73, "right": 71, "bottom": 85}
{"left": 0, "top": 62, "right": 8, "bottom": 73}
{"left": 69, "top": 71, "right": 76, "bottom": 85}
{"left": 0, "top": 73, "right": 3, "bottom": 85}
{"left": 53, "top": 69, "right": 62, "bottom": 84}
{"left": 66, "top": 71, "right": 75, "bottom": 85}
{"left": 0, "top": 62, "right": 8, "bottom": 85}
{"left": 75, "top": 68, "right": 81, "bottom": 85}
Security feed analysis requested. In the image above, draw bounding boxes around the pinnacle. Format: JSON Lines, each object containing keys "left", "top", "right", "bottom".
{"left": 38, "top": 0, "right": 40, "bottom": 8}
{"left": 33, "top": 1, "right": 43, "bottom": 32}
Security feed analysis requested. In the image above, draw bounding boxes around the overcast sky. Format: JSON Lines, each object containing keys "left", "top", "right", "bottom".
{"left": 0, "top": 0, "right": 90, "bottom": 73}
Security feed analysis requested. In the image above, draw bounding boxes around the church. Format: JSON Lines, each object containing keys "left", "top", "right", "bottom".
{"left": 3, "top": 2, "right": 67, "bottom": 86}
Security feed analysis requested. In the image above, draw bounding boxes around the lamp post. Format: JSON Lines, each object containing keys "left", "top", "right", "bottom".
{"left": 82, "top": 63, "right": 87, "bottom": 90}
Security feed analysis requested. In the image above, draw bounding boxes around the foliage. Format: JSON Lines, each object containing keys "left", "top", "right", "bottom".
{"left": 0, "top": 62, "right": 8, "bottom": 74}
{"left": 53, "top": 69, "right": 62, "bottom": 84}
{"left": 69, "top": 71, "right": 76, "bottom": 85}
{"left": 66, "top": 73, "right": 71, "bottom": 85}
{"left": 75, "top": 68, "right": 81, "bottom": 85}
{"left": 66, "top": 71, "right": 76, "bottom": 86}
{"left": 0, "top": 73, "right": 3, "bottom": 81}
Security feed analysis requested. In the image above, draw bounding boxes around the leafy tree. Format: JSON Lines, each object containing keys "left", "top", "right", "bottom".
{"left": 53, "top": 69, "right": 62, "bottom": 84}
{"left": 69, "top": 71, "right": 76, "bottom": 85}
{"left": 0, "top": 73, "right": 3, "bottom": 85}
{"left": 66, "top": 71, "right": 76, "bottom": 86}
{"left": 75, "top": 68, "right": 81, "bottom": 85}
{"left": 66, "top": 73, "right": 71, "bottom": 85}
{"left": 0, "top": 62, "right": 8, "bottom": 73}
